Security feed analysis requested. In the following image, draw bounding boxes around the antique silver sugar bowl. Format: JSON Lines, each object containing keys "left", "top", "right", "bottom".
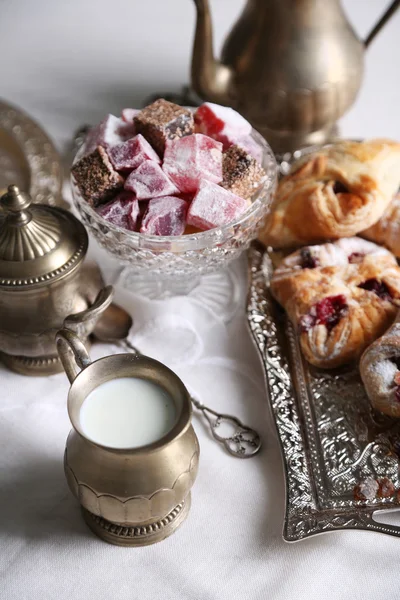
{"left": 0, "top": 184, "right": 111, "bottom": 375}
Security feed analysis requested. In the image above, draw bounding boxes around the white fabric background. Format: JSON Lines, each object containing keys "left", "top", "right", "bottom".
{"left": 1, "top": 1, "right": 400, "bottom": 599}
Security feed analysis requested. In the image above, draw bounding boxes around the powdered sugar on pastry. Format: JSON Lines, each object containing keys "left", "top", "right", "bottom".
{"left": 271, "top": 238, "right": 400, "bottom": 368}
{"left": 360, "top": 318, "right": 400, "bottom": 417}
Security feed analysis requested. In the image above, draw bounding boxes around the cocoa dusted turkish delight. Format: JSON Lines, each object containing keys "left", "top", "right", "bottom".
{"left": 221, "top": 145, "right": 266, "bottom": 200}
{"left": 163, "top": 134, "right": 223, "bottom": 193}
{"left": 187, "top": 179, "right": 249, "bottom": 230}
{"left": 97, "top": 191, "right": 139, "bottom": 231}
{"left": 107, "top": 134, "right": 161, "bottom": 172}
{"left": 226, "top": 134, "right": 264, "bottom": 164}
{"left": 125, "top": 160, "right": 179, "bottom": 200}
{"left": 72, "top": 146, "right": 124, "bottom": 207}
{"left": 134, "top": 99, "right": 194, "bottom": 155}
{"left": 140, "top": 196, "right": 188, "bottom": 236}
{"left": 84, "top": 114, "right": 135, "bottom": 155}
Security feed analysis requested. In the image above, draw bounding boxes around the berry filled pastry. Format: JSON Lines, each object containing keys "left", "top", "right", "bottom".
{"left": 360, "top": 315, "right": 400, "bottom": 417}
{"left": 362, "top": 192, "right": 400, "bottom": 258}
{"left": 270, "top": 238, "right": 400, "bottom": 368}
{"left": 259, "top": 139, "right": 400, "bottom": 248}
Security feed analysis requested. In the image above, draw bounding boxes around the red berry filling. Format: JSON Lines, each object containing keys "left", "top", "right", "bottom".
{"left": 395, "top": 387, "right": 400, "bottom": 403}
{"left": 358, "top": 278, "right": 392, "bottom": 301}
{"left": 299, "top": 294, "right": 348, "bottom": 333}
{"left": 348, "top": 252, "right": 365, "bottom": 264}
{"left": 333, "top": 181, "right": 349, "bottom": 194}
{"left": 300, "top": 248, "right": 319, "bottom": 269}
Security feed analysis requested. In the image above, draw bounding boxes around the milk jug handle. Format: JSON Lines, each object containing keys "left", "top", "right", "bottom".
{"left": 56, "top": 328, "right": 92, "bottom": 384}
{"left": 364, "top": 0, "right": 400, "bottom": 48}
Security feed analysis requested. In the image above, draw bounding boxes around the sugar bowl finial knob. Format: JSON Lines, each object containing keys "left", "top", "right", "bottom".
{"left": 1, "top": 184, "right": 32, "bottom": 215}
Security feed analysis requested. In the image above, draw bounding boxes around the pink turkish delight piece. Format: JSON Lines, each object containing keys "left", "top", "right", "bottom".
{"left": 121, "top": 108, "right": 140, "bottom": 123}
{"left": 140, "top": 196, "right": 187, "bottom": 236}
{"left": 193, "top": 103, "right": 263, "bottom": 161}
{"left": 107, "top": 135, "right": 161, "bottom": 172}
{"left": 125, "top": 160, "right": 179, "bottom": 200}
{"left": 187, "top": 179, "right": 249, "bottom": 230}
{"left": 84, "top": 114, "right": 135, "bottom": 155}
{"left": 163, "top": 134, "right": 223, "bottom": 193}
{"left": 194, "top": 103, "right": 251, "bottom": 139}
{"left": 97, "top": 191, "right": 139, "bottom": 231}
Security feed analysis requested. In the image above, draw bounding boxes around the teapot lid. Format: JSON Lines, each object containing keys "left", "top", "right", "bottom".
{"left": 0, "top": 185, "right": 88, "bottom": 287}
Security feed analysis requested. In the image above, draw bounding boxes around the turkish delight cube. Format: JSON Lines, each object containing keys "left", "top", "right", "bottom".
{"left": 121, "top": 108, "right": 140, "bottom": 124}
{"left": 163, "top": 134, "right": 223, "bottom": 193}
{"left": 134, "top": 99, "right": 194, "bottom": 155}
{"left": 194, "top": 103, "right": 251, "bottom": 141}
{"left": 140, "top": 196, "right": 188, "bottom": 236}
{"left": 224, "top": 133, "right": 264, "bottom": 164}
{"left": 221, "top": 145, "right": 266, "bottom": 200}
{"left": 83, "top": 114, "right": 135, "bottom": 155}
{"left": 187, "top": 179, "right": 249, "bottom": 230}
{"left": 125, "top": 160, "right": 179, "bottom": 200}
{"left": 107, "top": 135, "right": 161, "bottom": 172}
{"left": 97, "top": 191, "right": 139, "bottom": 231}
{"left": 72, "top": 146, "right": 124, "bottom": 207}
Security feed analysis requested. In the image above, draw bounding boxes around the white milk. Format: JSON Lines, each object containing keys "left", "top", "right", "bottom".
{"left": 79, "top": 377, "right": 177, "bottom": 449}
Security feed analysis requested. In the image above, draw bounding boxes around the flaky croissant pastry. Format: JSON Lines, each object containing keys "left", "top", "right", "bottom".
{"left": 270, "top": 238, "right": 400, "bottom": 368}
{"left": 362, "top": 192, "right": 400, "bottom": 257}
{"left": 259, "top": 139, "right": 400, "bottom": 248}
{"left": 360, "top": 315, "right": 400, "bottom": 417}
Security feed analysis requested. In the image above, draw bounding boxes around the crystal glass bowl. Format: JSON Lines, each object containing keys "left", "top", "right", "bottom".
{"left": 72, "top": 129, "right": 277, "bottom": 296}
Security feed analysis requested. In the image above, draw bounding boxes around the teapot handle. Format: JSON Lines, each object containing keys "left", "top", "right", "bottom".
{"left": 364, "top": 0, "right": 400, "bottom": 47}
{"left": 56, "top": 328, "right": 92, "bottom": 384}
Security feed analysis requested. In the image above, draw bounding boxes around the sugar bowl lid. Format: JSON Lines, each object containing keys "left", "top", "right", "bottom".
{"left": 0, "top": 185, "right": 88, "bottom": 287}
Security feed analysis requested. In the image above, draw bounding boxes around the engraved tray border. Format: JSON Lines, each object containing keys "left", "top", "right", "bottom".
{"left": 247, "top": 242, "right": 400, "bottom": 541}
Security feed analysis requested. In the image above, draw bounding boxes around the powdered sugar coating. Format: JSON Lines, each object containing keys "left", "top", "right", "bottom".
{"left": 194, "top": 103, "right": 252, "bottom": 138}
{"left": 121, "top": 108, "right": 140, "bottom": 124}
{"left": 275, "top": 237, "right": 391, "bottom": 278}
{"left": 97, "top": 191, "right": 139, "bottom": 231}
{"left": 373, "top": 359, "right": 398, "bottom": 387}
{"left": 84, "top": 114, "right": 135, "bottom": 155}
{"left": 107, "top": 135, "right": 161, "bottom": 172}
{"left": 354, "top": 478, "right": 379, "bottom": 501}
{"left": 140, "top": 196, "right": 188, "bottom": 236}
{"left": 163, "top": 134, "right": 223, "bottom": 193}
{"left": 187, "top": 179, "right": 249, "bottom": 230}
{"left": 226, "top": 134, "right": 264, "bottom": 164}
{"left": 125, "top": 160, "right": 179, "bottom": 200}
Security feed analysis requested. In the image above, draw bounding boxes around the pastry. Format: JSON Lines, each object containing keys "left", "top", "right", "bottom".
{"left": 360, "top": 313, "right": 400, "bottom": 417}
{"left": 362, "top": 192, "right": 400, "bottom": 257}
{"left": 259, "top": 139, "right": 400, "bottom": 248}
{"left": 270, "top": 238, "right": 400, "bottom": 368}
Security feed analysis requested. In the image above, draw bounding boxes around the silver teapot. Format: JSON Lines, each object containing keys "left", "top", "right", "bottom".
{"left": 191, "top": 0, "right": 399, "bottom": 152}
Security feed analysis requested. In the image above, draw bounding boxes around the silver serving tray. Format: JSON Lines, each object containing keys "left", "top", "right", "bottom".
{"left": 247, "top": 241, "right": 400, "bottom": 541}
{"left": 0, "top": 98, "right": 63, "bottom": 205}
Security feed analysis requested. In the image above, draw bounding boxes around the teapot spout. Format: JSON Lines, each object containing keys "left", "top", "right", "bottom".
{"left": 191, "top": 0, "right": 233, "bottom": 105}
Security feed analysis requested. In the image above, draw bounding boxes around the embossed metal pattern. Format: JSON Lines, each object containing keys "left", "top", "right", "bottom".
{"left": 247, "top": 242, "right": 400, "bottom": 541}
{"left": 0, "top": 99, "right": 62, "bottom": 206}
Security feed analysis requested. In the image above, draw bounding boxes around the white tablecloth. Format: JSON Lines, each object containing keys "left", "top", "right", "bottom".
{"left": 2, "top": 1, "right": 400, "bottom": 598}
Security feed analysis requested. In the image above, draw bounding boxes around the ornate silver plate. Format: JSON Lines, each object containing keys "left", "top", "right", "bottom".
{"left": 247, "top": 241, "right": 400, "bottom": 541}
{"left": 0, "top": 99, "right": 63, "bottom": 205}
